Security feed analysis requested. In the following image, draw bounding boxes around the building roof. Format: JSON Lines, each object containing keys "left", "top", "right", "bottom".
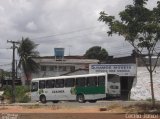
{"left": 106, "top": 55, "right": 136, "bottom": 64}
{"left": 34, "top": 56, "right": 85, "bottom": 59}
{"left": 33, "top": 56, "right": 99, "bottom": 65}
{"left": 60, "top": 68, "right": 88, "bottom": 76}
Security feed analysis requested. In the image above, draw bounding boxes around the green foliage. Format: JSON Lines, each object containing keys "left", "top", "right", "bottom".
{"left": 3, "top": 86, "right": 12, "bottom": 99}
{"left": 3, "top": 86, "right": 30, "bottom": 103}
{"left": 146, "top": 98, "right": 152, "bottom": 102}
{"left": 0, "top": 71, "right": 11, "bottom": 78}
{"left": 99, "top": 0, "right": 160, "bottom": 50}
{"left": 19, "top": 94, "right": 30, "bottom": 103}
{"left": 99, "top": 0, "right": 160, "bottom": 107}
{"left": 84, "top": 46, "right": 108, "bottom": 61}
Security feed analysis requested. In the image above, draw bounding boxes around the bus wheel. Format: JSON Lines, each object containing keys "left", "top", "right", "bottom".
{"left": 77, "top": 94, "right": 85, "bottom": 103}
{"left": 88, "top": 100, "right": 97, "bottom": 103}
{"left": 52, "top": 101, "right": 59, "bottom": 103}
{"left": 40, "top": 95, "right": 46, "bottom": 103}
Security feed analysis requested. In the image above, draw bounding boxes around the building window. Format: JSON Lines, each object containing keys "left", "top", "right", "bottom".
{"left": 62, "top": 66, "right": 67, "bottom": 71}
{"left": 55, "top": 66, "right": 67, "bottom": 71}
{"left": 70, "top": 66, "right": 75, "bottom": 72}
{"left": 59, "top": 66, "right": 63, "bottom": 71}
{"left": 53, "top": 66, "right": 58, "bottom": 71}
{"left": 49, "top": 66, "right": 54, "bottom": 71}
{"left": 41, "top": 66, "right": 46, "bottom": 71}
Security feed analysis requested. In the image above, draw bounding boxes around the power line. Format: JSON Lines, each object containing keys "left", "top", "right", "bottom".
{"left": 32, "top": 25, "right": 104, "bottom": 40}
{"left": 35, "top": 31, "right": 106, "bottom": 43}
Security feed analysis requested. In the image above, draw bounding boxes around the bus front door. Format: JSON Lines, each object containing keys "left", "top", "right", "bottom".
{"left": 31, "top": 82, "right": 39, "bottom": 101}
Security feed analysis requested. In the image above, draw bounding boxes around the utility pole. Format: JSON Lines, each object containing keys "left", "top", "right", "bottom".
{"left": 7, "top": 40, "right": 19, "bottom": 103}
{"left": 15, "top": 60, "right": 18, "bottom": 80}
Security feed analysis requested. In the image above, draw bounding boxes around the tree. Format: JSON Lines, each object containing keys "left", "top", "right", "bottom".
{"left": 84, "top": 46, "right": 108, "bottom": 62}
{"left": 17, "top": 37, "right": 39, "bottom": 86}
{"left": 99, "top": 0, "right": 160, "bottom": 107}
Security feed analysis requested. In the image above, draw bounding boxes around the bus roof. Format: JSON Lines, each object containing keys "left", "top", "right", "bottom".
{"left": 32, "top": 73, "right": 107, "bottom": 81}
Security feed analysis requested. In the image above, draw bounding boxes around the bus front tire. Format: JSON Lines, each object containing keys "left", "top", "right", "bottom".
{"left": 77, "top": 94, "right": 85, "bottom": 103}
{"left": 40, "top": 95, "right": 46, "bottom": 103}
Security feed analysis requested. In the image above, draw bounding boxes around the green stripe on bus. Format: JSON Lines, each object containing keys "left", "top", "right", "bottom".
{"left": 75, "top": 86, "right": 105, "bottom": 95}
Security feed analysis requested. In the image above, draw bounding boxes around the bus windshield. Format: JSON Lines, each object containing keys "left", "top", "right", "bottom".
{"left": 31, "top": 82, "right": 38, "bottom": 92}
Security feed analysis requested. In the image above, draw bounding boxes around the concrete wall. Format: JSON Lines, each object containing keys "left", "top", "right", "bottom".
{"left": 131, "top": 66, "right": 160, "bottom": 100}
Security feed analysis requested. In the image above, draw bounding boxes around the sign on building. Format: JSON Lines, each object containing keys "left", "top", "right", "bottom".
{"left": 89, "top": 64, "right": 137, "bottom": 76}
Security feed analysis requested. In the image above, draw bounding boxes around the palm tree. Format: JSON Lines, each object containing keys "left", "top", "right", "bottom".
{"left": 17, "top": 37, "right": 39, "bottom": 86}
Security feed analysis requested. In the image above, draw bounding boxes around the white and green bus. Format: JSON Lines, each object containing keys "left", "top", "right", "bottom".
{"left": 31, "top": 73, "right": 120, "bottom": 103}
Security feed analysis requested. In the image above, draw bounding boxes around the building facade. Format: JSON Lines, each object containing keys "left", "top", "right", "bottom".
{"left": 32, "top": 56, "right": 99, "bottom": 78}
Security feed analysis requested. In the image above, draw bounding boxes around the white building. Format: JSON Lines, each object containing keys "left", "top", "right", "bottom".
{"left": 32, "top": 56, "right": 99, "bottom": 78}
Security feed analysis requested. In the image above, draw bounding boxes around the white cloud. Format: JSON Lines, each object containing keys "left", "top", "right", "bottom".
{"left": 0, "top": 6, "right": 4, "bottom": 12}
{"left": 0, "top": 0, "right": 159, "bottom": 69}
{"left": 26, "top": 21, "right": 37, "bottom": 31}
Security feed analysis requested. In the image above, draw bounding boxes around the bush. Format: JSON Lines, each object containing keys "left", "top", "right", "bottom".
{"left": 3, "top": 85, "right": 31, "bottom": 103}
{"left": 3, "top": 86, "right": 12, "bottom": 99}
{"left": 146, "top": 98, "right": 152, "bottom": 102}
{"left": 19, "top": 95, "right": 30, "bottom": 103}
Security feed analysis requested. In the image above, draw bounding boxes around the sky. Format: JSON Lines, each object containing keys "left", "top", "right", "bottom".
{"left": 0, "top": 0, "right": 158, "bottom": 70}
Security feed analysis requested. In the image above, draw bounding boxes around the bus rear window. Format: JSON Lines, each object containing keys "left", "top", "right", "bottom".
{"left": 98, "top": 76, "right": 105, "bottom": 86}
{"left": 87, "top": 77, "right": 97, "bottom": 86}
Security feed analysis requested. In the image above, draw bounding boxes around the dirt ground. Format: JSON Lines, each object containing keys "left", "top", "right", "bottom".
{"left": 0, "top": 104, "right": 160, "bottom": 119}
{"left": 0, "top": 105, "right": 123, "bottom": 113}
{"left": 0, "top": 105, "right": 128, "bottom": 119}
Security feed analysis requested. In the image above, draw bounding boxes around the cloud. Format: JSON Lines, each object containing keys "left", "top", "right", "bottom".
{"left": 26, "top": 21, "right": 37, "bottom": 31}
{"left": 0, "top": 0, "right": 158, "bottom": 69}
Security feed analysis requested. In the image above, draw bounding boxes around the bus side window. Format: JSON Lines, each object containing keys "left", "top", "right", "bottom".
{"left": 39, "top": 80, "right": 45, "bottom": 89}
{"left": 87, "top": 77, "right": 97, "bottom": 86}
{"left": 65, "top": 78, "right": 75, "bottom": 87}
{"left": 31, "top": 82, "right": 38, "bottom": 92}
{"left": 46, "top": 80, "right": 55, "bottom": 88}
{"left": 76, "top": 77, "right": 85, "bottom": 87}
{"left": 55, "top": 79, "right": 64, "bottom": 88}
{"left": 98, "top": 76, "right": 105, "bottom": 86}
